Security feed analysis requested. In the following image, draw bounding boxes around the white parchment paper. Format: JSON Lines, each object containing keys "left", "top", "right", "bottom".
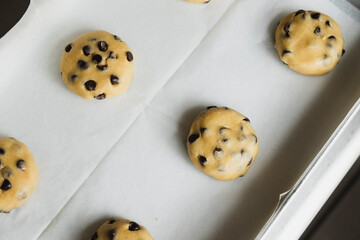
{"left": 0, "top": 0, "right": 359, "bottom": 239}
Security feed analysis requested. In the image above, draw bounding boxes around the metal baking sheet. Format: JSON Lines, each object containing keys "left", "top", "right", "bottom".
{"left": 0, "top": 0, "right": 359, "bottom": 239}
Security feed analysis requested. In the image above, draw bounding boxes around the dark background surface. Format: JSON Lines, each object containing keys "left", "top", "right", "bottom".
{"left": 0, "top": 1, "right": 359, "bottom": 239}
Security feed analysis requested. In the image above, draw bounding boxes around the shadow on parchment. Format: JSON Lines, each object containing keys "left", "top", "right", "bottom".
{"left": 206, "top": 16, "right": 360, "bottom": 240}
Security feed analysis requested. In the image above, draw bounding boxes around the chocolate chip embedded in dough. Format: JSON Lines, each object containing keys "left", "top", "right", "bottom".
{"left": 284, "top": 23, "right": 291, "bottom": 33}
{"left": 1, "top": 179, "right": 12, "bottom": 190}
{"left": 128, "top": 221, "right": 141, "bottom": 231}
{"left": 295, "top": 10, "right": 305, "bottom": 16}
{"left": 328, "top": 36, "right": 336, "bottom": 41}
{"left": 188, "top": 134, "right": 200, "bottom": 143}
{"left": 69, "top": 74, "right": 77, "bottom": 83}
{"left": 206, "top": 106, "right": 217, "bottom": 109}
{"left": 82, "top": 45, "right": 91, "bottom": 56}
{"left": 114, "top": 35, "right": 121, "bottom": 41}
{"left": 282, "top": 50, "right": 291, "bottom": 56}
{"left": 247, "top": 157, "right": 253, "bottom": 166}
{"left": 108, "top": 51, "right": 116, "bottom": 59}
{"left": 311, "top": 12, "right": 320, "bottom": 20}
{"left": 110, "top": 75, "right": 120, "bottom": 85}
{"left": 85, "top": 80, "right": 97, "bottom": 91}
{"left": 96, "top": 65, "right": 108, "bottom": 71}
{"left": 221, "top": 139, "right": 228, "bottom": 143}
{"left": 342, "top": 49, "right": 345, "bottom": 56}
{"left": 198, "top": 155, "right": 207, "bottom": 167}
{"left": 92, "top": 54, "right": 102, "bottom": 64}
{"left": 0, "top": 148, "right": 5, "bottom": 155}
{"left": 65, "top": 44, "right": 72, "bottom": 52}
{"left": 126, "top": 51, "right": 134, "bottom": 62}
{"left": 107, "top": 229, "right": 116, "bottom": 240}
{"left": 95, "top": 93, "right": 106, "bottom": 100}
{"left": 213, "top": 148, "right": 222, "bottom": 156}
{"left": 97, "top": 41, "right": 108, "bottom": 52}
{"left": 200, "top": 128, "right": 207, "bottom": 135}
{"left": 314, "top": 26, "right": 322, "bottom": 35}
{"left": 108, "top": 219, "right": 116, "bottom": 224}
{"left": 77, "top": 60, "right": 88, "bottom": 69}
{"left": 326, "top": 20, "right": 331, "bottom": 27}
{"left": 1, "top": 167, "right": 12, "bottom": 178}
{"left": 243, "top": 118, "right": 250, "bottom": 122}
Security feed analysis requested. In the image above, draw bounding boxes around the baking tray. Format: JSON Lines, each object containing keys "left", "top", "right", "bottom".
{"left": 0, "top": 0, "right": 359, "bottom": 239}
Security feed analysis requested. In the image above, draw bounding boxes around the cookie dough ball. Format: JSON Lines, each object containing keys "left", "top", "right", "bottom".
{"left": 0, "top": 137, "right": 38, "bottom": 213}
{"left": 187, "top": 106, "right": 259, "bottom": 181}
{"left": 186, "top": 0, "right": 210, "bottom": 4}
{"left": 275, "top": 10, "right": 345, "bottom": 76}
{"left": 90, "top": 219, "right": 153, "bottom": 240}
{"left": 61, "top": 30, "right": 134, "bottom": 100}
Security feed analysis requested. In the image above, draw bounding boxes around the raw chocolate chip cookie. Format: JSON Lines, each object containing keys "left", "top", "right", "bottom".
{"left": 186, "top": 0, "right": 210, "bottom": 4}
{"left": 0, "top": 137, "right": 38, "bottom": 213}
{"left": 90, "top": 219, "right": 153, "bottom": 240}
{"left": 187, "top": 106, "right": 259, "bottom": 181}
{"left": 61, "top": 30, "right": 134, "bottom": 100}
{"left": 275, "top": 10, "right": 345, "bottom": 76}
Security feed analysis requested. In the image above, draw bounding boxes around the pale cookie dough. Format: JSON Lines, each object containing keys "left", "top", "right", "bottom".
{"left": 187, "top": 106, "right": 259, "bottom": 181}
{"left": 0, "top": 137, "right": 38, "bottom": 213}
{"left": 275, "top": 10, "right": 345, "bottom": 76}
{"left": 186, "top": 0, "right": 210, "bottom": 4}
{"left": 90, "top": 219, "right": 153, "bottom": 240}
{"left": 61, "top": 30, "right": 134, "bottom": 100}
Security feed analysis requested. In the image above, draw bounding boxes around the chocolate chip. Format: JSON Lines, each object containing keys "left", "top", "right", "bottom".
{"left": 92, "top": 54, "right": 102, "bottom": 64}
{"left": 126, "top": 51, "right": 133, "bottom": 62}
{"left": 241, "top": 149, "right": 245, "bottom": 154}
{"left": 1, "top": 167, "right": 12, "bottom": 178}
{"left": 77, "top": 60, "right": 88, "bottom": 69}
{"left": 311, "top": 13, "right": 320, "bottom": 20}
{"left": 0, "top": 148, "right": 5, "bottom": 155}
{"left": 108, "top": 51, "right": 116, "bottom": 59}
{"left": 198, "top": 155, "right": 207, "bottom": 167}
{"left": 96, "top": 65, "right": 108, "bottom": 71}
{"left": 219, "top": 127, "right": 227, "bottom": 134}
{"left": 342, "top": 49, "right": 345, "bottom": 56}
{"left": 284, "top": 32, "right": 290, "bottom": 39}
{"left": 328, "top": 36, "right": 336, "bottom": 41}
{"left": 252, "top": 134, "right": 258, "bottom": 143}
{"left": 69, "top": 74, "right": 77, "bottom": 83}
{"left": 204, "top": 0, "right": 210, "bottom": 3}
{"left": 16, "top": 160, "right": 26, "bottom": 171}
{"left": 95, "top": 93, "right": 106, "bottom": 100}
{"left": 188, "top": 134, "right": 199, "bottom": 143}
{"left": 65, "top": 44, "right": 72, "bottom": 52}
{"left": 114, "top": 35, "right": 121, "bottom": 41}
{"left": 295, "top": 10, "right": 305, "bottom": 16}
{"left": 129, "top": 221, "right": 140, "bottom": 231}
{"left": 108, "top": 219, "right": 116, "bottom": 224}
{"left": 1, "top": 179, "right": 11, "bottom": 190}
{"left": 82, "top": 45, "right": 91, "bottom": 56}
{"left": 97, "top": 41, "right": 108, "bottom": 51}
{"left": 243, "top": 118, "right": 250, "bottom": 122}
{"left": 222, "top": 139, "right": 228, "bottom": 143}
{"left": 200, "top": 128, "right": 207, "bottom": 134}
{"left": 314, "top": 26, "right": 321, "bottom": 35}
{"left": 85, "top": 80, "right": 97, "bottom": 91}
{"left": 223, "top": 107, "right": 229, "bottom": 110}
{"left": 91, "top": 232, "right": 98, "bottom": 240}
{"left": 282, "top": 50, "right": 291, "bottom": 56}
{"left": 110, "top": 75, "right": 119, "bottom": 85}
{"left": 213, "top": 148, "right": 222, "bottom": 155}
{"left": 247, "top": 157, "right": 253, "bottom": 166}
{"left": 326, "top": 20, "right": 331, "bottom": 27}
{"left": 60, "top": 72, "right": 63, "bottom": 76}
{"left": 283, "top": 23, "right": 291, "bottom": 33}
{"left": 206, "top": 106, "right": 217, "bottom": 109}
{"left": 324, "top": 54, "right": 328, "bottom": 59}
{"left": 107, "top": 229, "right": 116, "bottom": 240}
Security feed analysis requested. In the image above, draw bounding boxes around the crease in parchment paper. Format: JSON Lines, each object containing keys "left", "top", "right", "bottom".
{"left": 34, "top": 1, "right": 241, "bottom": 239}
